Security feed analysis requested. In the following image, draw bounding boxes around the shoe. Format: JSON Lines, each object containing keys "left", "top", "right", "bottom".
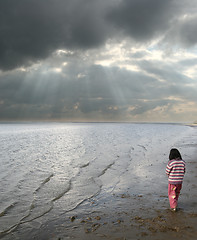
{"left": 171, "top": 208, "right": 177, "bottom": 212}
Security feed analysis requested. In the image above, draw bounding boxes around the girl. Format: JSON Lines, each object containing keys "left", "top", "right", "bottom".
{"left": 166, "top": 148, "right": 186, "bottom": 212}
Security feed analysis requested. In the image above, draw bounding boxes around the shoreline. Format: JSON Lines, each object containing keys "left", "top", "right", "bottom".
{"left": 11, "top": 150, "right": 197, "bottom": 240}
{"left": 20, "top": 189, "right": 197, "bottom": 240}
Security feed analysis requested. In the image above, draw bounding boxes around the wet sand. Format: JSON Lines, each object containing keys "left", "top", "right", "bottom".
{"left": 35, "top": 194, "right": 197, "bottom": 240}
{"left": 8, "top": 148, "right": 196, "bottom": 240}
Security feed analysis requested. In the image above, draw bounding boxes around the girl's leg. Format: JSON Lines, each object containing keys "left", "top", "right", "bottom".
{"left": 175, "top": 184, "right": 182, "bottom": 201}
{"left": 168, "top": 184, "right": 178, "bottom": 209}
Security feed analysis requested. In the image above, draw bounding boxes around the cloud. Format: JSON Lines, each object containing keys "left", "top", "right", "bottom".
{"left": 1, "top": 52, "right": 197, "bottom": 121}
{"left": 1, "top": 0, "right": 197, "bottom": 71}
{"left": 163, "top": 15, "right": 197, "bottom": 48}
{"left": 107, "top": 0, "right": 176, "bottom": 41}
{"left": 0, "top": 0, "right": 197, "bottom": 122}
{"left": 0, "top": 0, "right": 114, "bottom": 70}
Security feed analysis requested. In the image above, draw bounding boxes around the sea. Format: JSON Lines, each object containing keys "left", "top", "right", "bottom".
{"left": 0, "top": 122, "right": 197, "bottom": 239}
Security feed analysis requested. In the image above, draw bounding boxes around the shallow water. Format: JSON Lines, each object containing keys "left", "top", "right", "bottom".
{"left": 0, "top": 122, "right": 196, "bottom": 238}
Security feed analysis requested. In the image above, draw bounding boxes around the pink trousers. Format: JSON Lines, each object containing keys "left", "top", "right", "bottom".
{"left": 168, "top": 183, "right": 182, "bottom": 209}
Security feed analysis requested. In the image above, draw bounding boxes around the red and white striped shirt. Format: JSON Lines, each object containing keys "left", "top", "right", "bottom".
{"left": 166, "top": 158, "right": 186, "bottom": 184}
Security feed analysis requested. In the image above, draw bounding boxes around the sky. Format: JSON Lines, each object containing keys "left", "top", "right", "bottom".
{"left": 0, "top": 0, "right": 197, "bottom": 122}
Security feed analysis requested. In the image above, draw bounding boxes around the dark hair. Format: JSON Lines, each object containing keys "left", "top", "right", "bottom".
{"left": 169, "top": 148, "right": 182, "bottom": 160}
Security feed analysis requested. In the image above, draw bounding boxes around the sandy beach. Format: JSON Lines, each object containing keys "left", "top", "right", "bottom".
{"left": 28, "top": 191, "right": 197, "bottom": 240}
{"left": 12, "top": 149, "right": 197, "bottom": 240}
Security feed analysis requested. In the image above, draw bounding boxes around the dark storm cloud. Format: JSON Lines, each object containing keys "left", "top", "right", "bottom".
{"left": 163, "top": 15, "right": 197, "bottom": 48}
{"left": 108, "top": 0, "right": 197, "bottom": 47}
{"left": 1, "top": 0, "right": 197, "bottom": 71}
{"left": 0, "top": 0, "right": 113, "bottom": 70}
{"left": 178, "top": 17, "right": 197, "bottom": 47}
{"left": 0, "top": 0, "right": 197, "bottom": 121}
{"left": 107, "top": 0, "right": 176, "bottom": 41}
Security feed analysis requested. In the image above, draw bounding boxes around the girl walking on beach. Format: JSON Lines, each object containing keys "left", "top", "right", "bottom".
{"left": 166, "top": 148, "right": 186, "bottom": 212}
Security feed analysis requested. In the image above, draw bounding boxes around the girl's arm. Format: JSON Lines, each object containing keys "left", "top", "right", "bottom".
{"left": 165, "top": 163, "right": 171, "bottom": 176}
